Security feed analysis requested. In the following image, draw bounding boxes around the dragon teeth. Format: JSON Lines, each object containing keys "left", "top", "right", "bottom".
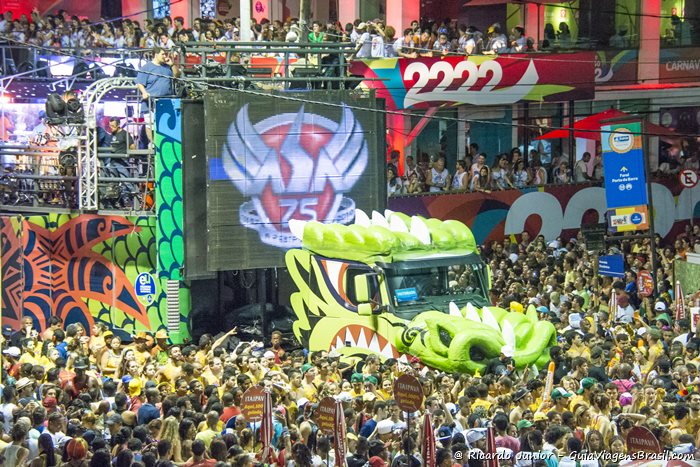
{"left": 380, "top": 342, "right": 394, "bottom": 358}
{"left": 368, "top": 334, "right": 381, "bottom": 353}
{"left": 344, "top": 328, "right": 354, "bottom": 346}
{"left": 357, "top": 329, "right": 369, "bottom": 348}
{"left": 335, "top": 336, "right": 344, "bottom": 349}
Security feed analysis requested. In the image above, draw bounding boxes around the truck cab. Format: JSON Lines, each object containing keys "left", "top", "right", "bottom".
{"left": 285, "top": 210, "right": 556, "bottom": 374}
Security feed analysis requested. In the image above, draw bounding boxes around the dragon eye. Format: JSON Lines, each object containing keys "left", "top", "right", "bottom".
{"left": 469, "top": 345, "right": 486, "bottom": 362}
{"left": 439, "top": 328, "right": 453, "bottom": 348}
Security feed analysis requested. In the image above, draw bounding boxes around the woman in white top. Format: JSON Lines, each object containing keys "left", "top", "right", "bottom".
{"left": 451, "top": 160, "right": 468, "bottom": 191}
{"left": 471, "top": 166, "right": 494, "bottom": 193}
{"left": 491, "top": 156, "right": 514, "bottom": 190}
{"left": 387, "top": 165, "right": 404, "bottom": 196}
{"left": 512, "top": 160, "right": 530, "bottom": 189}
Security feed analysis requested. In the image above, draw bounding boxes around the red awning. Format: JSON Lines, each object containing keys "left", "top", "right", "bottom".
{"left": 535, "top": 108, "right": 677, "bottom": 140}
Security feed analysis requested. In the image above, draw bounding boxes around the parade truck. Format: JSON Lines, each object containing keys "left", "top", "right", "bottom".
{"left": 285, "top": 210, "right": 557, "bottom": 374}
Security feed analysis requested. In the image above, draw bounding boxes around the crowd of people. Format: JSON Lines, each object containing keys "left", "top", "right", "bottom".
{"left": 1, "top": 223, "right": 699, "bottom": 467}
{"left": 0, "top": 7, "right": 594, "bottom": 59}
{"left": 386, "top": 146, "right": 606, "bottom": 196}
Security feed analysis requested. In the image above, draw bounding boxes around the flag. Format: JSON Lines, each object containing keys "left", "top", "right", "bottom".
{"left": 485, "top": 426, "right": 498, "bottom": 467}
{"left": 675, "top": 281, "right": 686, "bottom": 321}
{"left": 422, "top": 412, "right": 435, "bottom": 467}
{"left": 334, "top": 399, "right": 346, "bottom": 467}
{"left": 260, "top": 389, "right": 274, "bottom": 464}
{"left": 608, "top": 288, "right": 617, "bottom": 328}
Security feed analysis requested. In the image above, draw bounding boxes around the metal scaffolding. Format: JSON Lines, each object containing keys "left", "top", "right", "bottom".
{"left": 79, "top": 77, "right": 142, "bottom": 210}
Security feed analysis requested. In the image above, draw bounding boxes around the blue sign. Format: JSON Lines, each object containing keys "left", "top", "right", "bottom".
{"left": 630, "top": 212, "right": 643, "bottom": 224}
{"left": 395, "top": 287, "right": 419, "bottom": 302}
{"left": 135, "top": 272, "right": 156, "bottom": 304}
{"left": 601, "top": 123, "right": 648, "bottom": 209}
{"left": 598, "top": 254, "right": 625, "bottom": 278}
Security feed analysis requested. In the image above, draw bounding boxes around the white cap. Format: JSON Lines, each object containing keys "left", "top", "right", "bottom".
{"left": 500, "top": 345, "right": 514, "bottom": 358}
{"left": 654, "top": 301, "right": 667, "bottom": 311}
{"left": 568, "top": 313, "right": 582, "bottom": 329}
{"left": 2, "top": 346, "right": 20, "bottom": 357}
{"left": 377, "top": 419, "right": 394, "bottom": 435}
{"left": 296, "top": 398, "right": 309, "bottom": 407}
{"left": 263, "top": 350, "right": 275, "bottom": 359}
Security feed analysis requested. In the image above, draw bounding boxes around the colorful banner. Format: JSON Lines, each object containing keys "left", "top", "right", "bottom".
{"left": 608, "top": 205, "right": 649, "bottom": 232}
{"left": 0, "top": 214, "right": 190, "bottom": 342}
{"left": 387, "top": 178, "right": 698, "bottom": 245}
{"left": 350, "top": 53, "right": 595, "bottom": 110}
{"left": 155, "top": 99, "right": 185, "bottom": 282}
{"left": 659, "top": 47, "right": 700, "bottom": 82}
{"left": 601, "top": 121, "right": 648, "bottom": 209}
{"left": 594, "top": 50, "right": 639, "bottom": 86}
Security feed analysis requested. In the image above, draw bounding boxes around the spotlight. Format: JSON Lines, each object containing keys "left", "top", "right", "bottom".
{"left": 45, "top": 93, "right": 66, "bottom": 124}
{"left": 65, "top": 97, "right": 84, "bottom": 124}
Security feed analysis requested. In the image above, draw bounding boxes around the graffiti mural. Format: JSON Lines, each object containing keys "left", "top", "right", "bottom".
{"left": 388, "top": 179, "right": 700, "bottom": 245}
{"left": 0, "top": 214, "right": 189, "bottom": 341}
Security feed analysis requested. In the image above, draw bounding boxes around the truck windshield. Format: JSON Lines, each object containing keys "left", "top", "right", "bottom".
{"left": 380, "top": 255, "right": 489, "bottom": 313}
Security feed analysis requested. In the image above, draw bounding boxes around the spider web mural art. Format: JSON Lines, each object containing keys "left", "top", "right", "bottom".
{"left": 1, "top": 214, "right": 160, "bottom": 336}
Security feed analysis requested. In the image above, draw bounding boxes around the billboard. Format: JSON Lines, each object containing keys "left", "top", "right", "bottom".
{"left": 349, "top": 52, "right": 596, "bottom": 110}
{"left": 601, "top": 121, "right": 648, "bottom": 209}
{"left": 205, "top": 91, "right": 386, "bottom": 270}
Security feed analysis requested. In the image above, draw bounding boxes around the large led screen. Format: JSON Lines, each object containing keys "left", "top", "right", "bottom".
{"left": 205, "top": 91, "right": 386, "bottom": 270}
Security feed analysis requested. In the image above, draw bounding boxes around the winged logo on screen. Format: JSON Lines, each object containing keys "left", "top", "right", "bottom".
{"left": 221, "top": 104, "right": 368, "bottom": 248}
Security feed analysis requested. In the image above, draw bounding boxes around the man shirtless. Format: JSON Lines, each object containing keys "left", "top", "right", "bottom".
{"left": 157, "top": 346, "right": 184, "bottom": 384}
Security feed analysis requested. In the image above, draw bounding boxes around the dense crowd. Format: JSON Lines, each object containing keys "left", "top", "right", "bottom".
{"left": 1, "top": 223, "right": 700, "bottom": 467}
{"left": 386, "top": 146, "right": 606, "bottom": 196}
{"left": 0, "top": 8, "right": 582, "bottom": 58}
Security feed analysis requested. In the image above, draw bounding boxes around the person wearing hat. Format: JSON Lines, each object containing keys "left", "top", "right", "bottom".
{"left": 515, "top": 419, "right": 534, "bottom": 436}
{"left": 509, "top": 388, "right": 532, "bottom": 426}
{"left": 485, "top": 344, "right": 515, "bottom": 377}
{"left": 550, "top": 388, "right": 573, "bottom": 412}
{"left": 151, "top": 329, "right": 170, "bottom": 365}
{"left": 465, "top": 428, "right": 487, "bottom": 449}
{"left": 350, "top": 373, "right": 365, "bottom": 398}
{"left": 570, "top": 377, "right": 597, "bottom": 409}
{"left": 16, "top": 377, "right": 36, "bottom": 405}
{"left": 131, "top": 331, "right": 151, "bottom": 366}
{"left": 63, "top": 357, "right": 99, "bottom": 401}
{"left": 2, "top": 346, "right": 22, "bottom": 378}
{"left": 353, "top": 22, "right": 372, "bottom": 58}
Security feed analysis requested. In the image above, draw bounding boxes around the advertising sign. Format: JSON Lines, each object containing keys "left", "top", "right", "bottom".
{"left": 315, "top": 397, "right": 337, "bottom": 434}
{"left": 205, "top": 91, "right": 386, "bottom": 270}
{"left": 135, "top": 272, "right": 156, "bottom": 305}
{"left": 637, "top": 270, "right": 655, "bottom": 297}
{"left": 608, "top": 205, "right": 649, "bottom": 233}
{"left": 659, "top": 47, "right": 700, "bottom": 82}
{"left": 241, "top": 386, "right": 266, "bottom": 422}
{"left": 349, "top": 53, "right": 595, "bottom": 110}
{"left": 394, "top": 374, "right": 424, "bottom": 412}
{"left": 601, "top": 121, "right": 648, "bottom": 209}
{"left": 625, "top": 426, "right": 661, "bottom": 454}
{"left": 598, "top": 255, "right": 625, "bottom": 278}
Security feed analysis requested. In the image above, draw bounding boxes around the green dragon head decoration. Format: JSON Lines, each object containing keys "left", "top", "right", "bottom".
{"left": 284, "top": 210, "right": 556, "bottom": 374}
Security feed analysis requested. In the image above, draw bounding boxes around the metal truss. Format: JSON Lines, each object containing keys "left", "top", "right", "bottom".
{"left": 79, "top": 77, "right": 138, "bottom": 210}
